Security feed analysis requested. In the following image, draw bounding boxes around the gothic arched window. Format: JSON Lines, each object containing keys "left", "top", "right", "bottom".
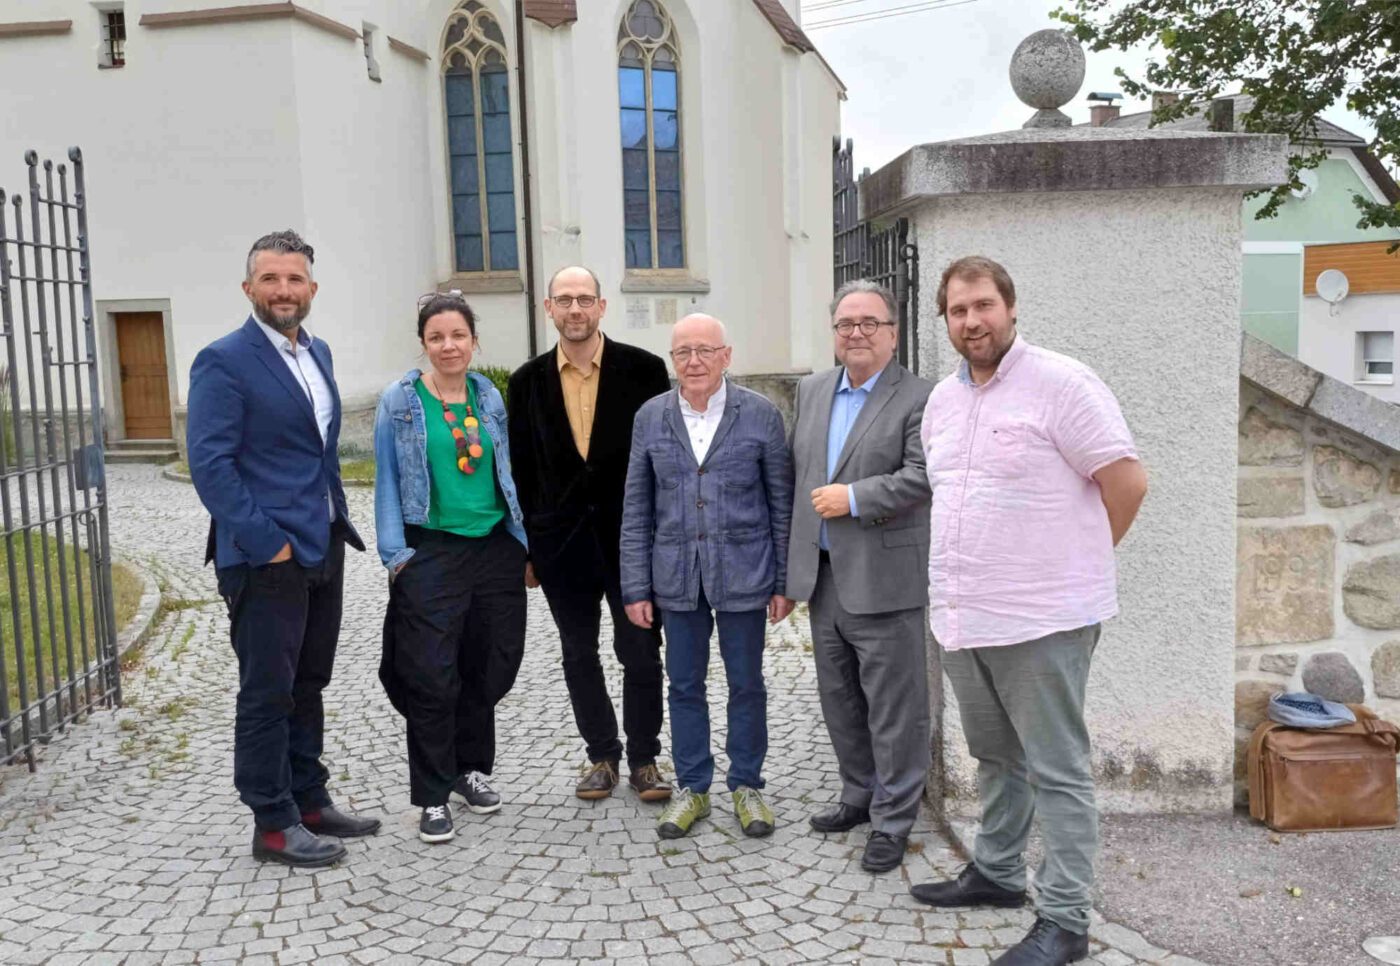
{"left": 443, "top": 2, "right": 518, "bottom": 273}
{"left": 618, "top": 0, "right": 684, "bottom": 270}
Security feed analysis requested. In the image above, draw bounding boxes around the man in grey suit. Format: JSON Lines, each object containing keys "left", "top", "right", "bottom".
{"left": 781, "top": 278, "right": 934, "bottom": 873}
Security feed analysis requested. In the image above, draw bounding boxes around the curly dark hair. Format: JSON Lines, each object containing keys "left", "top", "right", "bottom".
{"left": 417, "top": 292, "right": 478, "bottom": 341}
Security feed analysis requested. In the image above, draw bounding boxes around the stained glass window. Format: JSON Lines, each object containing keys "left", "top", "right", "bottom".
{"left": 618, "top": 1, "right": 684, "bottom": 270}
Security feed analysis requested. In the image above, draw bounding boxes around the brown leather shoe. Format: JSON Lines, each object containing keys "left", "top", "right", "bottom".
{"left": 628, "top": 763, "right": 673, "bottom": 802}
{"left": 575, "top": 760, "right": 619, "bottom": 800}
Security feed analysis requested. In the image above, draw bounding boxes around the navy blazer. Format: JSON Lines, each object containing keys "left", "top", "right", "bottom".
{"left": 187, "top": 316, "right": 364, "bottom": 568}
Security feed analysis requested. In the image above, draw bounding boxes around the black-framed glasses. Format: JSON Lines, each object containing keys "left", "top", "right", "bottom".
{"left": 419, "top": 288, "right": 468, "bottom": 309}
{"left": 549, "top": 295, "right": 598, "bottom": 309}
{"left": 833, "top": 318, "right": 895, "bottom": 337}
{"left": 670, "top": 345, "right": 725, "bottom": 363}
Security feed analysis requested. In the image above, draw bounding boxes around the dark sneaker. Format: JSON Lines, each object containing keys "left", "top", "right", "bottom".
{"left": 991, "top": 917, "right": 1089, "bottom": 966}
{"left": 453, "top": 771, "right": 502, "bottom": 814}
{"left": 733, "top": 786, "right": 774, "bottom": 838}
{"left": 251, "top": 823, "right": 346, "bottom": 867}
{"left": 575, "top": 760, "right": 619, "bottom": 800}
{"left": 419, "top": 805, "right": 454, "bottom": 844}
{"left": 628, "top": 763, "right": 672, "bottom": 802}
{"left": 910, "top": 862, "right": 1027, "bottom": 908}
{"left": 656, "top": 787, "right": 711, "bottom": 839}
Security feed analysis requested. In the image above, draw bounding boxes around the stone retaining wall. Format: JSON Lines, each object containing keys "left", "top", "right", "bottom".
{"left": 1234, "top": 346, "right": 1400, "bottom": 803}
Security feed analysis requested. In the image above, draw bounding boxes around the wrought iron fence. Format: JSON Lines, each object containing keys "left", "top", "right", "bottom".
{"left": 832, "top": 137, "right": 919, "bottom": 372}
{"left": 0, "top": 147, "right": 119, "bottom": 770}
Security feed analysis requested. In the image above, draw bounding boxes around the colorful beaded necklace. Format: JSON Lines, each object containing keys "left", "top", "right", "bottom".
{"left": 429, "top": 374, "right": 483, "bottom": 475}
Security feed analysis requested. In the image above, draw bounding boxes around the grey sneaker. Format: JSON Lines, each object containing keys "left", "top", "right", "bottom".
{"left": 419, "top": 805, "right": 454, "bottom": 844}
{"left": 453, "top": 771, "right": 502, "bottom": 814}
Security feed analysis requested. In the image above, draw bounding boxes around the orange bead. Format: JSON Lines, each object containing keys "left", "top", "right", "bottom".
{"left": 452, "top": 427, "right": 465, "bottom": 440}
{"left": 468, "top": 444, "right": 484, "bottom": 458}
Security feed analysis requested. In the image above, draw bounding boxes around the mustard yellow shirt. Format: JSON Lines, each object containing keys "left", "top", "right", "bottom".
{"left": 557, "top": 333, "right": 605, "bottom": 459}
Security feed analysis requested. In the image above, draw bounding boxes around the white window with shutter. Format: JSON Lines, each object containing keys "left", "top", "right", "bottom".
{"left": 1358, "top": 331, "right": 1394, "bottom": 383}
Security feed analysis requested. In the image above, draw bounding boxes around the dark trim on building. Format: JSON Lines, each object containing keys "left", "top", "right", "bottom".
{"left": 1352, "top": 147, "right": 1400, "bottom": 206}
{"left": 522, "top": 0, "right": 576, "bottom": 28}
{"left": 751, "top": 0, "right": 813, "bottom": 53}
{"left": 387, "top": 35, "right": 429, "bottom": 62}
{"left": 139, "top": 4, "right": 359, "bottom": 41}
{"left": 0, "top": 20, "right": 73, "bottom": 38}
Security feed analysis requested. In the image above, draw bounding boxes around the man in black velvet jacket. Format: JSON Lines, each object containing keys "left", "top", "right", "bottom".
{"left": 508, "top": 266, "right": 674, "bottom": 803}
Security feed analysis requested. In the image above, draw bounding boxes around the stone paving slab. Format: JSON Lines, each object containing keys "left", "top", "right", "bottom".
{"left": 0, "top": 466, "right": 1198, "bottom": 965}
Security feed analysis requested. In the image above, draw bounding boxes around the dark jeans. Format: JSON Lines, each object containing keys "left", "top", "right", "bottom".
{"left": 388, "top": 525, "right": 527, "bottom": 807}
{"left": 660, "top": 584, "right": 767, "bottom": 793}
{"left": 215, "top": 537, "right": 344, "bottom": 832}
{"left": 540, "top": 531, "right": 663, "bottom": 769}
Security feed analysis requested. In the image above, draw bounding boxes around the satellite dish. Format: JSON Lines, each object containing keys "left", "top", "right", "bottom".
{"left": 1316, "top": 269, "right": 1349, "bottom": 316}
{"left": 1291, "top": 168, "right": 1318, "bottom": 200}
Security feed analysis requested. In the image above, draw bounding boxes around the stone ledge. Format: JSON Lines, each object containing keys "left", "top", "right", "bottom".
{"left": 861, "top": 127, "right": 1289, "bottom": 220}
{"left": 114, "top": 554, "right": 163, "bottom": 662}
{"left": 1241, "top": 333, "right": 1400, "bottom": 455}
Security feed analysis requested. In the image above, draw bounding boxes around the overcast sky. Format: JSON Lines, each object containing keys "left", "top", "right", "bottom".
{"left": 802, "top": 0, "right": 1376, "bottom": 175}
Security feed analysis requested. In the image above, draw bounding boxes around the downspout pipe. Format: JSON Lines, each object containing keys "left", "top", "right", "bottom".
{"left": 515, "top": 0, "right": 539, "bottom": 358}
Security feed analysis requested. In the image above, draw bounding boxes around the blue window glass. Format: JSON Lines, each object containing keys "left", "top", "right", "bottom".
{"left": 624, "top": 190, "right": 652, "bottom": 230}
{"left": 479, "top": 67, "right": 509, "bottom": 113}
{"left": 455, "top": 234, "right": 484, "bottom": 272}
{"left": 625, "top": 230, "right": 652, "bottom": 270}
{"left": 450, "top": 154, "right": 479, "bottom": 193}
{"left": 620, "top": 109, "right": 648, "bottom": 150}
{"left": 656, "top": 190, "right": 682, "bottom": 230}
{"left": 487, "top": 192, "right": 516, "bottom": 232}
{"left": 452, "top": 193, "right": 481, "bottom": 233}
{"left": 484, "top": 153, "right": 513, "bottom": 193}
{"left": 490, "top": 231, "right": 519, "bottom": 270}
{"left": 652, "top": 111, "right": 679, "bottom": 151}
{"left": 651, "top": 68, "right": 677, "bottom": 111}
{"left": 445, "top": 73, "right": 474, "bottom": 116}
{"left": 447, "top": 114, "right": 476, "bottom": 155}
{"left": 658, "top": 231, "right": 683, "bottom": 268}
{"left": 654, "top": 150, "right": 680, "bottom": 191}
{"left": 619, "top": 67, "right": 646, "bottom": 109}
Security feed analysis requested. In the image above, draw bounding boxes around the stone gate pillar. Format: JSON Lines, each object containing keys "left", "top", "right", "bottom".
{"left": 861, "top": 31, "right": 1289, "bottom": 812}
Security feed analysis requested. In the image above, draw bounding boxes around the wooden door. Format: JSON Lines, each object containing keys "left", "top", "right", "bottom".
{"left": 115, "top": 312, "right": 172, "bottom": 439}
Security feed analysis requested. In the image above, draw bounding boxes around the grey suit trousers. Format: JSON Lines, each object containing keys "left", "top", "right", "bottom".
{"left": 809, "top": 556, "right": 930, "bottom": 836}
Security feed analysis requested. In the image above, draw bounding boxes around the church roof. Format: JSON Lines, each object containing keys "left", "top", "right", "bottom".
{"left": 750, "top": 0, "right": 815, "bottom": 53}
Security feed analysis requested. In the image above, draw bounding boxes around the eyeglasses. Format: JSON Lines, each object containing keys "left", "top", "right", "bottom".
{"left": 549, "top": 295, "right": 598, "bottom": 309}
{"left": 419, "top": 289, "right": 468, "bottom": 309}
{"left": 670, "top": 345, "right": 725, "bottom": 363}
{"left": 833, "top": 318, "right": 895, "bottom": 337}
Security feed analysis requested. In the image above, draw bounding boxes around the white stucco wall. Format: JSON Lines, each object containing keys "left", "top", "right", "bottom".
{"left": 0, "top": 0, "right": 842, "bottom": 441}
{"left": 915, "top": 187, "right": 1245, "bottom": 812}
{"left": 1298, "top": 292, "right": 1399, "bottom": 405}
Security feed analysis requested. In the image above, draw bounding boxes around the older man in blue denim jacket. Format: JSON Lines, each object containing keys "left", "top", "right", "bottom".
{"left": 621, "top": 314, "right": 794, "bottom": 840}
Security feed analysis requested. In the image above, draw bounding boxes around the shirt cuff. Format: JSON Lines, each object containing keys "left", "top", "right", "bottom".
{"left": 847, "top": 485, "right": 859, "bottom": 518}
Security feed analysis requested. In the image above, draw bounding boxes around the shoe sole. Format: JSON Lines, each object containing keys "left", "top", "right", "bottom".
{"left": 810, "top": 820, "right": 868, "bottom": 834}
{"left": 741, "top": 821, "right": 774, "bottom": 838}
{"left": 419, "top": 829, "right": 455, "bottom": 844}
{"left": 466, "top": 801, "right": 502, "bottom": 815}
{"left": 860, "top": 860, "right": 903, "bottom": 874}
{"left": 657, "top": 823, "right": 690, "bottom": 840}
{"left": 252, "top": 847, "right": 346, "bottom": 868}
{"left": 304, "top": 822, "right": 381, "bottom": 838}
{"left": 910, "top": 893, "right": 1026, "bottom": 909}
{"left": 633, "top": 787, "right": 672, "bottom": 802}
{"left": 576, "top": 788, "right": 615, "bottom": 800}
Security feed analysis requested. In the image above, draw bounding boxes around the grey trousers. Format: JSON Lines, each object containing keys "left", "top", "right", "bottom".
{"left": 941, "top": 623, "right": 1101, "bottom": 935}
{"left": 809, "top": 557, "right": 930, "bottom": 837}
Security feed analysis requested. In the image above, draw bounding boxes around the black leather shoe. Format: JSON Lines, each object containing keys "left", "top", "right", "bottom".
{"left": 991, "top": 917, "right": 1089, "bottom": 966}
{"left": 911, "top": 862, "right": 1027, "bottom": 908}
{"left": 300, "top": 805, "right": 381, "bottom": 838}
{"left": 809, "top": 802, "right": 871, "bottom": 833}
{"left": 251, "top": 824, "right": 346, "bottom": 867}
{"left": 860, "top": 831, "right": 907, "bottom": 873}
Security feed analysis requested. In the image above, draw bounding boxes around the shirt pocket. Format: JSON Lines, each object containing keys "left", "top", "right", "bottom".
{"left": 723, "top": 441, "right": 764, "bottom": 489}
{"left": 977, "top": 419, "right": 1033, "bottom": 479}
{"left": 649, "top": 444, "right": 682, "bottom": 489}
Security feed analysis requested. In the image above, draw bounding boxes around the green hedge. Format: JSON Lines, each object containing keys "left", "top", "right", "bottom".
{"left": 472, "top": 365, "right": 512, "bottom": 406}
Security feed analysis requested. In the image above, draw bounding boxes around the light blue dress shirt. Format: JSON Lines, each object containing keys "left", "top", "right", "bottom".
{"left": 819, "top": 365, "right": 883, "bottom": 550}
{"left": 254, "top": 315, "right": 336, "bottom": 520}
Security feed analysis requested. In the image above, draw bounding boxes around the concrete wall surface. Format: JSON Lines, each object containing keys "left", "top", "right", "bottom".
{"left": 1298, "top": 291, "right": 1399, "bottom": 406}
{"left": 916, "top": 186, "right": 1247, "bottom": 812}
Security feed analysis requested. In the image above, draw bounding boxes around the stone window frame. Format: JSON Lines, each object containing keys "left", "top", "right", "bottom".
{"left": 440, "top": 0, "right": 523, "bottom": 283}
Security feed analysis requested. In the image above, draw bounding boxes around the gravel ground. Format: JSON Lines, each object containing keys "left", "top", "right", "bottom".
{"left": 1095, "top": 810, "right": 1400, "bottom": 966}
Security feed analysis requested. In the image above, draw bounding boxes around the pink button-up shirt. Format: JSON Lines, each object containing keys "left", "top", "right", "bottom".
{"left": 921, "top": 337, "right": 1137, "bottom": 650}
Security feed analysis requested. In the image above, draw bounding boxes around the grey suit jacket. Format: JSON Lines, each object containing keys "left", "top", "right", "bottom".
{"left": 785, "top": 362, "right": 934, "bottom": 614}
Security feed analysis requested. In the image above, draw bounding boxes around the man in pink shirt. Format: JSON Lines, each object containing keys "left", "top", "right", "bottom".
{"left": 910, "top": 257, "right": 1147, "bottom": 966}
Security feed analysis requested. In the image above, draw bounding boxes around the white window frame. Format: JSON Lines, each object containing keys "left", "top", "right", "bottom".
{"left": 1358, "top": 330, "right": 1394, "bottom": 385}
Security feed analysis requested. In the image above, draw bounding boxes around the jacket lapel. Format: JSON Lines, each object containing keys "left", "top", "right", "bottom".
{"left": 702, "top": 387, "right": 742, "bottom": 469}
{"left": 308, "top": 337, "right": 339, "bottom": 453}
{"left": 242, "top": 317, "right": 319, "bottom": 439}
{"left": 542, "top": 347, "right": 586, "bottom": 469}
{"left": 808, "top": 367, "right": 841, "bottom": 482}
{"left": 586, "top": 336, "right": 620, "bottom": 465}
{"left": 832, "top": 363, "right": 903, "bottom": 480}
{"left": 662, "top": 392, "right": 699, "bottom": 468}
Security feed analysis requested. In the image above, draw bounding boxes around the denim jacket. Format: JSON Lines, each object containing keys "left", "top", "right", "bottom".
{"left": 373, "top": 369, "right": 527, "bottom": 571}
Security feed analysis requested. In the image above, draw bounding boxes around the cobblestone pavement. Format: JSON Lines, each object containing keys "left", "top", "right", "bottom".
{"left": 0, "top": 466, "right": 1204, "bottom": 965}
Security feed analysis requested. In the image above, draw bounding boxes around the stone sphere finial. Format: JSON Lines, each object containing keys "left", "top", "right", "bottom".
{"left": 1009, "top": 29, "right": 1086, "bottom": 129}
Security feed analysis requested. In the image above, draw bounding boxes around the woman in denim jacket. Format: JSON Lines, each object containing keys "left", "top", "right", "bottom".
{"left": 374, "top": 293, "right": 529, "bottom": 845}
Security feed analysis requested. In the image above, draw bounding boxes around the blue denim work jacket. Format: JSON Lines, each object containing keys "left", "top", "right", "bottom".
{"left": 620, "top": 383, "right": 794, "bottom": 613}
{"left": 373, "top": 369, "right": 527, "bottom": 571}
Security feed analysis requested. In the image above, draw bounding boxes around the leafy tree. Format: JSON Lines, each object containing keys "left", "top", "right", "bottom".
{"left": 1055, "top": 0, "right": 1399, "bottom": 231}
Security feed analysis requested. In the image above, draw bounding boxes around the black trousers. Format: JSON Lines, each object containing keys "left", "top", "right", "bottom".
{"left": 540, "top": 529, "right": 663, "bottom": 769}
{"left": 387, "top": 525, "right": 527, "bottom": 807}
{"left": 216, "top": 537, "right": 344, "bottom": 832}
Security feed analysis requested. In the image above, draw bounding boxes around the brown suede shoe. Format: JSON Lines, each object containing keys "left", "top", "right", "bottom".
{"left": 628, "top": 763, "right": 673, "bottom": 802}
{"left": 575, "top": 760, "right": 619, "bottom": 800}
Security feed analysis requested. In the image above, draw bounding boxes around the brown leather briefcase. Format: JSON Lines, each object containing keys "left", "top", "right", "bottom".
{"left": 1247, "top": 704, "right": 1400, "bottom": 832}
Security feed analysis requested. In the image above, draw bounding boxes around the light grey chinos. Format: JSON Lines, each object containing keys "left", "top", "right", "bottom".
{"left": 785, "top": 363, "right": 934, "bottom": 836}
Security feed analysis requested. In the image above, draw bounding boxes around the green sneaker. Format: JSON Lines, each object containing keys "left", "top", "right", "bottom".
{"left": 733, "top": 786, "right": 774, "bottom": 838}
{"left": 656, "top": 787, "right": 710, "bottom": 839}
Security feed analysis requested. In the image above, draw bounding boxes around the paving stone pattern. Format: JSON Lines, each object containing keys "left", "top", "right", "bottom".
{"left": 0, "top": 467, "right": 1199, "bottom": 965}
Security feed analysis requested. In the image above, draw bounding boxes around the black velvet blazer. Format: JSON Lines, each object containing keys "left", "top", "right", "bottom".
{"left": 507, "top": 336, "right": 671, "bottom": 582}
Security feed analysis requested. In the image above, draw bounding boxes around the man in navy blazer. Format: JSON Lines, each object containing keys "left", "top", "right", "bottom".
{"left": 187, "top": 230, "right": 375, "bottom": 867}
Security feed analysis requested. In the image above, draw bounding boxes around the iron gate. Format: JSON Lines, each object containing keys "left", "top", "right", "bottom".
{"left": 0, "top": 147, "right": 119, "bottom": 770}
{"left": 832, "top": 137, "right": 919, "bottom": 373}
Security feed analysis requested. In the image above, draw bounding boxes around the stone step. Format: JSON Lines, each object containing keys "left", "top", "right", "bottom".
{"left": 104, "top": 441, "right": 179, "bottom": 465}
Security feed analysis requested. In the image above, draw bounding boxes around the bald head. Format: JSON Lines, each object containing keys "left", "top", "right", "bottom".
{"left": 547, "top": 265, "right": 601, "bottom": 298}
{"left": 671, "top": 313, "right": 727, "bottom": 350}
{"left": 545, "top": 265, "right": 607, "bottom": 345}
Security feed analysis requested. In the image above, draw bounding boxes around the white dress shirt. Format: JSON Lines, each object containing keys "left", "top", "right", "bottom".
{"left": 254, "top": 315, "right": 336, "bottom": 520}
{"left": 678, "top": 378, "right": 727, "bottom": 465}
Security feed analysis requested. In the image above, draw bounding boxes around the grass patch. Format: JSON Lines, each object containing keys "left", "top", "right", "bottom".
{"left": 2, "top": 543, "right": 142, "bottom": 710}
{"left": 172, "top": 457, "right": 376, "bottom": 484}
